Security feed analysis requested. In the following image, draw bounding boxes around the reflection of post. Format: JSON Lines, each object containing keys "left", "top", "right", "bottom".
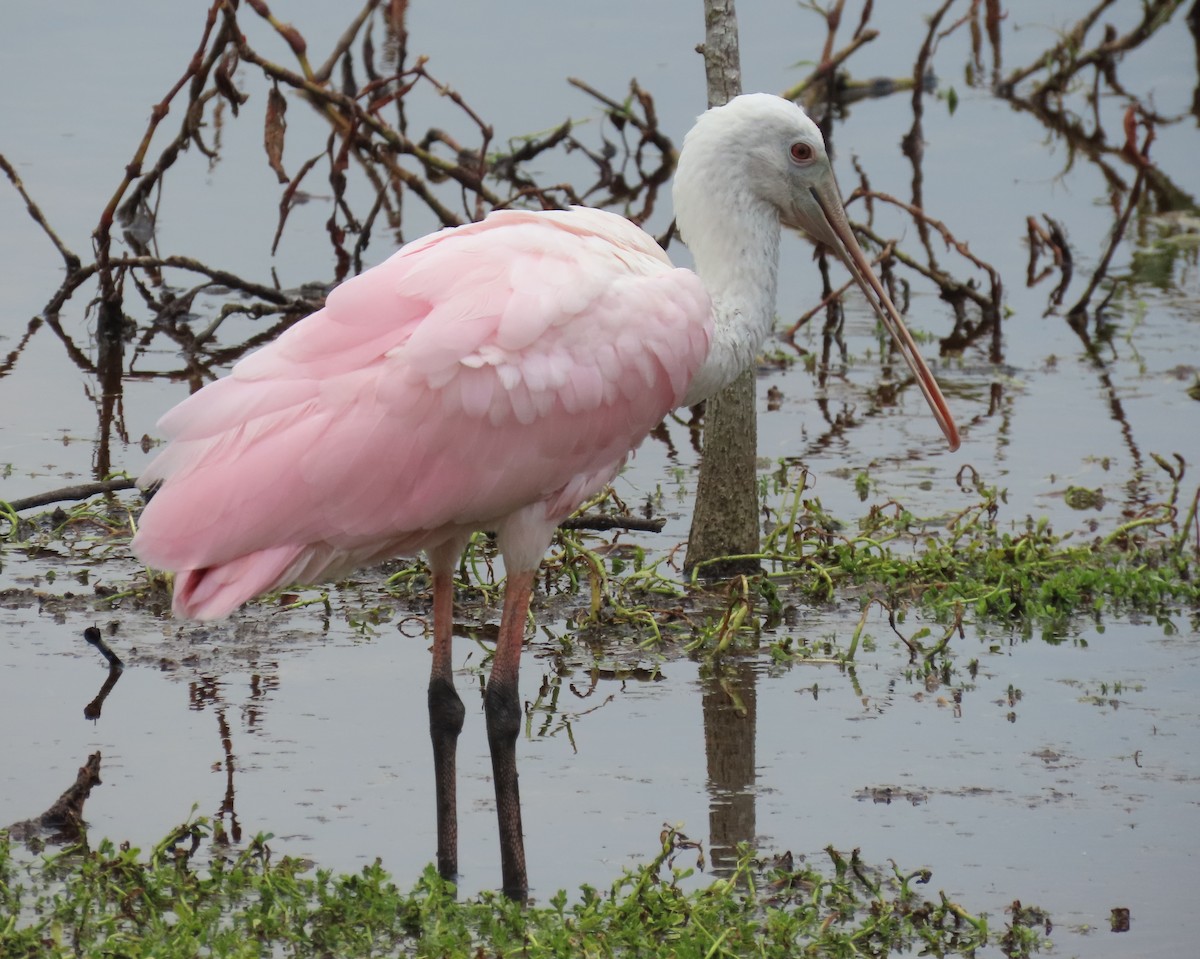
{"left": 701, "top": 660, "right": 757, "bottom": 874}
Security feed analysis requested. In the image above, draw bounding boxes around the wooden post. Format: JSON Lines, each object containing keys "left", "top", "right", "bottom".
{"left": 685, "top": 0, "right": 761, "bottom": 577}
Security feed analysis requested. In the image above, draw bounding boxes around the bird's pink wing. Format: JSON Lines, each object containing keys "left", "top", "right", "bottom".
{"left": 132, "top": 209, "right": 710, "bottom": 617}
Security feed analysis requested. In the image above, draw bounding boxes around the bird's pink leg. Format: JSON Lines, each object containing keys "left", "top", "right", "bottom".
{"left": 427, "top": 550, "right": 466, "bottom": 884}
{"left": 485, "top": 567, "right": 534, "bottom": 901}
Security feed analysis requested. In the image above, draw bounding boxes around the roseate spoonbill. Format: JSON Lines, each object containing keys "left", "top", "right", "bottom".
{"left": 132, "top": 93, "right": 959, "bottom": 899}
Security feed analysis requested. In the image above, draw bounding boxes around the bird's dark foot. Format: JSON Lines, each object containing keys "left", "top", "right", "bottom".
{"left": 429, "top": 675, "right": 466, "bottom": 882}
{"left": 484, "top": 676, "right": 527, "bottom": 901}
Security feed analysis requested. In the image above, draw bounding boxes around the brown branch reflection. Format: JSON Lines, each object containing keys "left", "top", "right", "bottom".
{"left": 783, "top": 0, "right": 1004, "bottom": 461}
{"left": 990, "top": 3, "right": 1191, "bottom": 515}
{"left": 0, "top": 1, "right": 1191, "bottom": 496}
{"left": 781, "top": 0, "right": 1193, "bottom": 506}
{"left": 6, "top": 753, "right": 104, "bottom": 847}
{"left": 0, "top": 1, "right": 678, "bottom": 493}
{"left": 2, "top": 632, "right": 117, "bottom": 844}
{"left": 83, "top": 626, "right": 125, "bottom": 721}
{"left": 186, "top": 666, "right": 277, "bottom": 848}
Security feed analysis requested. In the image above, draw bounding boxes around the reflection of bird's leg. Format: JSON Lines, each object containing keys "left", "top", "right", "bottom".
{"left": 428, "top": 557, "right": 465, "bottom": 884}
{"left": 486, "top": 568, "right": 533, "bottom": 901}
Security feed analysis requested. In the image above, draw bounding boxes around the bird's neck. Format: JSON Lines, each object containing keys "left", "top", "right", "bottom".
{"left": 680, "top": 198, "right": 782, "bottom": 407}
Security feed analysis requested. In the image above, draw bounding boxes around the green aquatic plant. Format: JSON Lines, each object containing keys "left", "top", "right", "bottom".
{"left": 2, "top": 458, "right": 1196, "bottom": 665}
{"left": 0, "top": 818, "right": 1048, "bottom": 958}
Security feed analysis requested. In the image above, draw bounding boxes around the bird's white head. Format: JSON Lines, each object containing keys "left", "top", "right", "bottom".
{"left": 673, "top": 94, "right": 960, "bottom": 451}
{"left": 674, "top": 93, "right": 831, "bottom": 241}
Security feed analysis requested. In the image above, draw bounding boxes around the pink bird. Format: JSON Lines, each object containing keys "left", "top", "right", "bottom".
{"left": 132, "top": 93, "right": 959, "bottom": 899}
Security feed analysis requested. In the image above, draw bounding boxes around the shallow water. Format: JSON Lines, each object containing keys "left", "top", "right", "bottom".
{"left": 5, "top": 594, "right": 1198, "bottom": 955}
{"left": 2, "top": 2, "right": 1199, "bottom": 955}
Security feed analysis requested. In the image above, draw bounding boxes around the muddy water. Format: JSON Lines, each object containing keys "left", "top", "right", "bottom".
{"left": 2, "top": 2, "right": 1199, "bottom": 956}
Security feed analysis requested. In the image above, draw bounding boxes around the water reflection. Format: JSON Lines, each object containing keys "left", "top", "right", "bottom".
{"left": 83, "top": 666, "right": 123, "bottom": 721}
{"left": 0, "top": 2, "right": 1191, "bottom": 530}
{"left": 0, "top": 2, "right": 1196, "bottom": 941}
{"left": 701, "top": 659, "right": 758, "bottom": 873}
{"left": 82, "top": 626, "right": 124, "bottom": 720}
{"left": 212, "top": 704, "right": 242, "bottom": 846}
{"left": 13, "top": 629, "right": 125, "bottom": 844}
{"left": 6, "top": 753, "right": 103, "bottom": 847}
{"left": 505, "top": 645, "right": 766, "bottom": 879}
{"left": 185, "top": 666, "right": 278, "bottom": 847}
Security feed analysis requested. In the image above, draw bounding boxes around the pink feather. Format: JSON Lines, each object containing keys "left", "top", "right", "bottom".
{"left": 132, "top": 208, "right": 711, "bottom": 619}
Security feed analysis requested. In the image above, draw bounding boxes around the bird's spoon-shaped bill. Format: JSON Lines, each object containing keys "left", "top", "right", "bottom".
{"left": 804, "top": 180, "right": 961, "bottom": 452}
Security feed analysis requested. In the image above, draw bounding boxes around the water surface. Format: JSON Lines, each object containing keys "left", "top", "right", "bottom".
{"left": 2, "top": 3, "right": 1198, "bottom": 955}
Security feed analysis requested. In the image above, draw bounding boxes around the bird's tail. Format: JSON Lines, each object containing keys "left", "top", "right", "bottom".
{"left": 167, "top": 544, "right": 308, "bottom": 620}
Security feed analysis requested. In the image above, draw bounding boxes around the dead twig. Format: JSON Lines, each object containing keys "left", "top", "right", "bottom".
{"left": 784, "top": 240, "right": 896, "bottom": 342}
{"left": 3, "top": 479, "right": 139, "bottom": 514}
{"left": 999, "top": 0, "right": 1183, "bottom": 98}
{"left": 0, "top": 154, "right": 81, "bottom": 272}
{"left": 781, "top": 29, "right": 880, "bottom": 105}
{"left": 560, "top": 513, "right": 665, "bottom": 534}
{"left": 1066, "top": 105, "right": 1155, "bottom": 323}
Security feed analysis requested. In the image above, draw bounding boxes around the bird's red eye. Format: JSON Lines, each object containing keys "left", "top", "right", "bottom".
{"left": 790, "top": 142, "right": 815, "bottom": 164}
